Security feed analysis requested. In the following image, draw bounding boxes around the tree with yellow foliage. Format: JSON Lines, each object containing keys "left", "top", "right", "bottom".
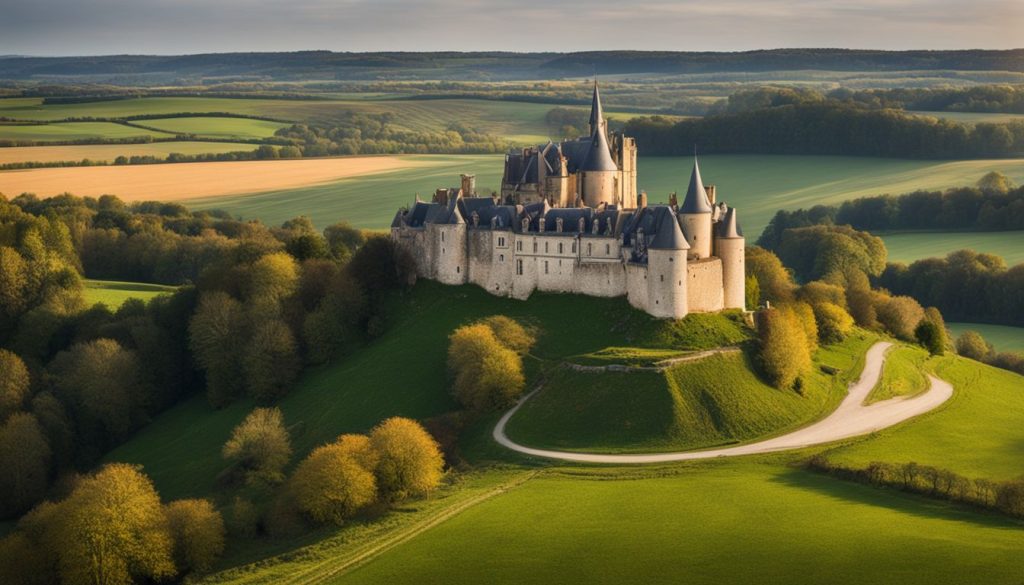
{"left": 222, "top": 407, "right": 292, "bottom": 485}
{"left": 164, "top": 499, "right": 225, "bottom": 574}
{"left": 369, "top": 417, "right": 444, "bottom": 501}
{"left": 289, "top": 440, "right": 377, "bottom": 525}
{"left": 756, "top": 307, "right": 812, "bottom": 390}
{"left": 447, "top": 323, "right": 525, "bottom": 411}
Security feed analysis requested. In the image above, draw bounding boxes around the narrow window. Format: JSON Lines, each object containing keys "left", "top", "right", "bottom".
{"left": 500, "top": 254, "right": 504, "bottom": 262}
{"left": 456, "top": 266, "right": 460, "bottom": 274}
{"left": 587, "top": 243, "right": 592, "bottom": 256}
{"left": 517, "top": 241, "right": 522, "bottom": 251}
{"left": 558, "top": 243, "right": 563, "bottom": 254}
{"left": 545, "top": 242, "right": 549, "bottom": 253}
{"left": 606, "top": 243, "right": 610, "bottom": 254}
{"left": 660, "top": 275, "right": 664, "bottom": 282}
{"left": 441, "top": 232, "right": 445, "bottom": 242}
{"left": 533, "top": 241, "right": 538, "bottom": 253}
{"left": 572, "top": 242, "right": 577, "bottom": 253}
{"left": 544, "top": 261, "right": 549, "bottom": 274}
{"left": 516, "top": 259, "right": 523, "bottom": 275}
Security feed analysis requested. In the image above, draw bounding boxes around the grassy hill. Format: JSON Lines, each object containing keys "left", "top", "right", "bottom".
{"left": 866, "top": 345, "right": 930, "bottom": 403}
{"left": 505, "top": 333, "right": 875, "bottom": 453}
{"left": 83, "top": 279, "right": 178, "bottom": 309}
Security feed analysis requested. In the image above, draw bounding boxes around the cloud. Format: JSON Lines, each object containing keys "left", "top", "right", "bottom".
{"left": 0, "top": 0, "right": 1020, "bottom": 56}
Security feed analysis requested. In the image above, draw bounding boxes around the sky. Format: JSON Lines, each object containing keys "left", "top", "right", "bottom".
{"left": 0, "top": 0, "right": 1021, "bottom": 56}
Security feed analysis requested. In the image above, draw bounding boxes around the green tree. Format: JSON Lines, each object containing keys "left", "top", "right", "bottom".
{"left": 0, "top": 413, "right": 52, "bottom": 518}
{"left": 222, "top": 407, "right": 292, "bottom": 485}
{"left": 745, "top": 246, "right": 794, "bottom": 304}
{"left": 744, "top": 274, "right": 760, "bottom": 311}
{"left": 369, "top": 417, "right": 444, "bottom": 501}
{"left": 756, "top": 307, "right": 812, "bottom": 390}
{"left": 243, "top": 316, "right": 301, "bottom": 403}
{"left": 812, "top": 302, "right": 855, "bottom": 344}
{"left": 324, "top": 221, "right": 366, "bottom": 260}
{"left": 876, "top": 295, "right": 925, "bottom": 341}
{"left": 915, "top": 320, "right": 945, "bottom": 356}
{"left": 53, "top": 464, "right": 176, "bottom": 585}
{"left": 0, "top": 349, "right": 30, "bottom": 420}
{"left": 164, "top": 499, "right": 226, "bottom": 574}
{"left": 955, "top": 330, "right": 992, "bottom": 361}
{"left": 244, "top": 252, "right": 299, "bottom": 305}
{"left": 189, "top": 292, "right": 246, "bottom": 407}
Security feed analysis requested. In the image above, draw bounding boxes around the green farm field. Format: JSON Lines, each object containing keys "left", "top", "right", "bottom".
{"left": 0, "top": 121, "right": 173, "bottom": 142}
{"left": 883, "top": 230, "right": 1024, "bottom": 266}
{"left": 947, "top": 323, "right": 1024, "bottom": 353}
{"left": 83, "top": 279, "right": 177, "bottom": 309}
{"left": 0, "top": 142, "right": 255, "bottom": 164}
{"left": 138, "top": 117, "right": 290, "bottom": 139}
{"left": 909, "top": 110, "right": 1024, "bottom": 125}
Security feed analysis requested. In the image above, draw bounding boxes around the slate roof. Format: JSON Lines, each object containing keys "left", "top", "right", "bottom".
{"left": 580, "top": 124, "right": 618, "bottom": 172}
{"left": 589, "top": 80, "right": 604, "bottom": 133}
{"left": 717, "top": 206, "right": 744, "bottom": 239}
{"left": 680, "top": 158, "right": 712, "bottom": 214}
{"left": 648, "top": 206, "right": 690, "bottom": 250}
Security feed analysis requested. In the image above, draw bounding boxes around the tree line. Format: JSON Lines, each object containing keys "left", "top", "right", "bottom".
{"left": 758, "top": 173, "right": 1022, "bottom": 249}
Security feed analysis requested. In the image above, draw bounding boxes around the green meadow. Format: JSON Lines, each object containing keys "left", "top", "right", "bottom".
{"left": 0, "top": 142, "right": 256, "bottom": 165}
{"left": 883, "top": 230, "right": 1024, "bottom": 266}
{"left": 135, "top": 117, "right": 290, "bottom": 140}
{"left": 909, "top": 110, "right": 1024, "bottom": 125}
{"left": 83, "top": 279, "right": 177, "bottom": 309}
{"left": 947, "top": 322, "right": 1024, "bottom": 353}
{"left": 866, "top": 345, "right": 930, "bottom": 403}
{"left": 0, "top": 121, "right": 174, "bottom": 142}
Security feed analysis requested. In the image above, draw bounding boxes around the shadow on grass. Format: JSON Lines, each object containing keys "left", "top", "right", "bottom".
{"left": 770, "top": 466, "right": 1024, "bottom": 531}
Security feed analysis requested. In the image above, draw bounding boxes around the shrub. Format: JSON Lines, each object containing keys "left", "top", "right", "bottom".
{"left": 222, "top": 407, "right": 292, "bottom": 485}
{"left": 164, "top": 499, "right": 226, "bottom": 574}
{"left": 448, "top": 323, "right": 525, "bottom": 411}
{"left": 955, "top": 330, "right": 992, "bottom": 361}
{"left": 915, "top": 320, "right": 945, "bottom": 356}
{"left": 876, "top": 295, "right": 925, "bottom": 341}
{"left": 812, "top": 302, "right": 854, "bottom": 344}
{"left": 369, "top": 417, "right": 444, "bottom": 501}
{"left": 756, "top": 307, "right": 812, "bottom": 389}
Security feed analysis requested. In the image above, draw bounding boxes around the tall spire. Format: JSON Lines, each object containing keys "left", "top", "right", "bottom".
{"left": 589, "top": 79, "right": 605, "bottom": 137}
{"left": 680, "top": 156, "right": 712, "bottom": 214}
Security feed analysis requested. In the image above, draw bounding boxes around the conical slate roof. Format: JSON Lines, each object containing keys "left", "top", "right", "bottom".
{"left": 649, "top": 207, "right": 690, "bottom": 250}
{"left": 445, "top": 194, "right": 464, "bottom": 224}
{"left": 580, "top": 123, "right": 618, "bottom": 172}
{"left": 680, "top": 158, "right": 712, "bottom": 214}
{"left": 717, "top": 206, "right": 743, "bottom": 239}
{"left": 589, "top": 79, "right": 604, "bottom": 135}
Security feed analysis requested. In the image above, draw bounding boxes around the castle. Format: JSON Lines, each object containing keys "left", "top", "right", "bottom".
{"left": 390, "top": 82, "right": 745, "bottom": 319}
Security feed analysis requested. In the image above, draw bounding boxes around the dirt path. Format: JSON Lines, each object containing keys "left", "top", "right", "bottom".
{"left": 493, "top": 342, "right": 954, "bottom": 464}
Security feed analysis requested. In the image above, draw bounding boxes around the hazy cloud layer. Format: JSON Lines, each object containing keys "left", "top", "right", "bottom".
{"left": 1, "top": 0, "right": 1020, "bottom": 56}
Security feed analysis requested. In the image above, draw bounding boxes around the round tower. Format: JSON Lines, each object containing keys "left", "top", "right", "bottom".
{"left": 715, "top": 206, "right": 746, "bottom": 310}
{"left": 646, "top": 208, "right": 689, "bottom": 319}
{"left": 679, "top": 158, "right": 713, "bottom": 259}
{"left": 580, "top": 124, "right": 619, "bottom": 208}
{"left": 434, "top": 199, "right": 468, "bottom": 285}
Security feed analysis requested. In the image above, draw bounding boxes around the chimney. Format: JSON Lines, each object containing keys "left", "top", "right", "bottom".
{"left": 638, "top": 190, "right": 648, "bottom": 209}
{"left": 461, "top": 174, "right": 476, "bottom": 196}
{"left": 706, "top": 185, "right": 716, "bottom": 205}
{"left": 556, "top": 217, "right": 564, "bottom": 233}
{"left": 538, "top": 217, "right": 546, "bottom": 232}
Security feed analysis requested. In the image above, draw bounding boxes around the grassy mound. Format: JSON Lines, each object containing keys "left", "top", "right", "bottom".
{"left": 867, "top": 345, "right": 930, "bottom": 403}
{"left": 504, "top": 333, "right": 877, "bottom": 453}
{"left": 828, "top": 355, "right": 1024, "bottom": 480}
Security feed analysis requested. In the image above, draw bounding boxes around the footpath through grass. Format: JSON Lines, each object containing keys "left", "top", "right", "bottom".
{"left": 867, "top": 345, "right": 930, "bottom": 403}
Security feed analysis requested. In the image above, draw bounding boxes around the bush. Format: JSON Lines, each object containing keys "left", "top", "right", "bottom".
{"left": 876, "top": 295, "right": 925, "bottom": 341}
{"left": 447, "top": 323, "right": 525, "bottom": 411}
{"left": 222, "top": 407, "right": 292, "bottom": 485}
{"left": 756, "top": 307, "right": 812, "bottom": 389}
{"left": 812, "top": 302, "right": 855, "bottom": 344}
{"left": 915, "top": 320, "right": 945, "bottom": 356}
{"left": 955, "top": 330, "right": 992, "bottom": 361}
{"left": 164, "top": 499, "right": 226, "bottom": 574}
{"left": 369, "top": 417, "right": 444, "bottom": 501}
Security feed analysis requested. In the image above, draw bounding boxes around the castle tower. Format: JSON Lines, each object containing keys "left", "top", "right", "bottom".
{"left": 646, "top": 208, "right": 689, "bottom": 319}
{"left": 715, "top": 206, "right": 746, "bottom": 310}
{"left": 679, "top": 157, "right": 713, "bottom": 259}
{"left": 433, "top": 195, "right": 468, "bottom": 285}
{"left": 580, "top": 124, "right": 619, "bottom": 207}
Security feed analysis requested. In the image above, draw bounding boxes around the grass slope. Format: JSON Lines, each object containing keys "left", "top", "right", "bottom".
{"left": 103, "top": 281, "right": 698, "bottom": 501}
{"left": 947, "top": 322, "right": 1024, "bottom": 353}
{"left": 505, "top": 333, "right": 876, "bottom": 453}
{"left": 828, "top": 355, "right": 1024, "bottom": 480}
{"left": 337, "top": 464, "right": 1024, "bottom": 585}
{"left": 867, "top": 345, "right": 930, "bottom": 403}
{"left": 83, "top": 279, "right": 177, "bottom": 309}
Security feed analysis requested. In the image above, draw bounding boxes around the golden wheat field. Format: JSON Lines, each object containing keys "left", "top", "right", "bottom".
{"left": 0, "top": 142, "right": 257, "bottom": 165}
{"left": 0, "top": 156, "right": 428, "bottom": 201}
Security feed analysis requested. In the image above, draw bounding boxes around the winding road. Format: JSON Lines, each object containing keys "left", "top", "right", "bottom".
{"left": 493, "top": 341, "right": 954, "bottom": 464}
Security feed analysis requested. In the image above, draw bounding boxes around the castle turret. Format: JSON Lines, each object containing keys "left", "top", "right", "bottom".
{"left": 715, "top": 206, "right": 746, "bottom": 310}
{"left": 433, "top": 195, "right": 467, "bottom": 285}
{"left": 580, "top": 124, "right": 619, "bottom": 208}
{"left": 646, "top": 208, "right": 689, "bottom": 319}
{"left": 679, "top": 157, "right": 713, "bottom": 259}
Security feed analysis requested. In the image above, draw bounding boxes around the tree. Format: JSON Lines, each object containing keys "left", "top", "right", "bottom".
{"left": 48, "top": 338, "right": 145, "bottom": 441}
{"left": 222, "top": 407, "right": 292, "bottom": 485}
{"left": 812, "top": 302, "right": 855, "bottom": 344}
{"left": 0, "top": 246, "right": 28, "bottom": 328}
{"left": 52, "top": 464, "right": 175, "bottom": 585}
{"left": 289, "top": 441, "right": 378, "bottom": 525}
{"left": 955, "top": 330, "right": 992, "bottom": 361}
{"left": 745, "top": 246, "right": 794, "bottom": 304}
{"left": 744, "top": 274, "right": 760, "bottom": 311}
{"left": 477, "top": 315, "right": 535, "bottom": 355}
{"left": 189, "top": 292, "right": 246, "bottom": 407}
{"left": 796, "top": 281, "right": 846, "bottom": 308}
{"left": 164, "top": 499, "right": 226, "bottom": 574}
{"left": 242, "top": 317, "right": 301, "bottom": 403}
{"left": 324, "top": 221, "right": 366, "bottom": 260}
{"left": 876, "top": 295, "right": 925, "bottom": 341}
{"left": 756, "top": 307, "right": 812, "bottom": 390}
{"left": 785, "top": 302, "right": 818, "bottom": 355}
{"left": 977, "top": 170, "right": 1016, "bottom": 192}
{"left": 369, "top": 417, "right": 444, "bottom": 501}
{"left": 0, "top": 349, "right": 30, "bottom": 420}
{"left": 915, "top": 320, "right": 945, "bottom": 356}
{"left": 244, "top": 252, "right": 299, "bottom": 305}
{"left": 0, "top": 413, "right": 52, "bottom": 518}
{"left": 447, "top": 323, "right": 525, "bottom": 411}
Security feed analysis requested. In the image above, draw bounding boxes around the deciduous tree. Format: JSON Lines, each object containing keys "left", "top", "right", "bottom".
{"left": 222, "top": 407, "right": 292, "bottom": 485}
{"left": 164, "top": 499, "right": 226, "bottom": 574}
{"left": 369, "top": 417, "right": 443, "bottom": 501}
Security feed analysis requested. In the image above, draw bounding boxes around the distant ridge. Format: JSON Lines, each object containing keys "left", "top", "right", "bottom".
{"left": 1, "top": 49, "right": 1022, "bottom": 83}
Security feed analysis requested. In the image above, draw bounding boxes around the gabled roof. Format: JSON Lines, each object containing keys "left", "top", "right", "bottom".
{"left": 717, "top": 206, "right": 744, "bottom": 239}
{"left": 580, "top": 124, "right": 618, "bottom": 172}
{"left": 680, "top": 158, "right": 712, "bottom": 214}
{"left": 648, "top": 207, "right": 690, "bottom": 250}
